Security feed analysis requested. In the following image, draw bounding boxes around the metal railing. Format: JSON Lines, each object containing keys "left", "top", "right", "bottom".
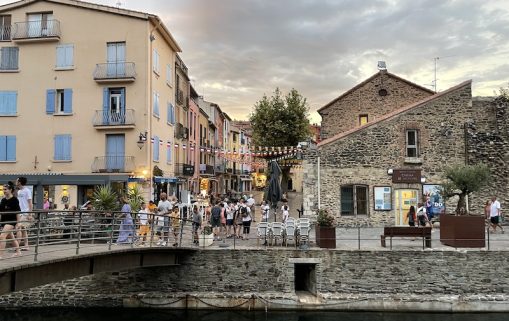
{"left": 93, "top": 62, "right": 136, "bottom": 80}
{"left": 12, "top": 20, "right": 61, "bottom": 40}
{"left": 92, "top": 109, "right": 135, "bottom": 126}
{"left": 0, "top": 25, "right": 11, "bottom": 41}
{"left": 91, "top": 156, "right": 135, "bottom": 173}
{"left": 174, "top": 163, "right": 195, "bottom": 176}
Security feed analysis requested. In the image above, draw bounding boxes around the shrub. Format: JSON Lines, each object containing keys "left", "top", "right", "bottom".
{"left": 317, "top": 209, "right": 335, "bottom": 227}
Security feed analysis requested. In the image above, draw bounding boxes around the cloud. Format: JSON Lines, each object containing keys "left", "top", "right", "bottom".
{"left": 1, "top": 0, "right": 508, "bottom": 123}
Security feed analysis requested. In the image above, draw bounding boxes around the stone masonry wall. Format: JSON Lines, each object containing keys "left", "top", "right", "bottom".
{"left": 319, "top": 72, "right": 434, "bottom": 140}
{"left": 315, "top": 83, "right": 472, "bottom": 223}
{"left": 1, "top": 249, "right": 509, "bottom": 307}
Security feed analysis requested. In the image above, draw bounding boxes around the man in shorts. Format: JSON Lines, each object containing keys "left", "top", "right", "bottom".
{"left": 137, "top": 202, "right": 150, "bottom": 245}
{"left": 490, "top": 196, "right": 504, "bottom": 233}
{"left": 157, "top": 193, "right": 172, "bottom": 246}
{"left": 16, "top": 177, "right": 32, "bottom": 251}
{"left": 210, "top": 201, "right": 222, "bottom": 240}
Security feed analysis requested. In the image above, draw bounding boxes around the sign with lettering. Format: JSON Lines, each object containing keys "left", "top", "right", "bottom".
{"left": 392, "top": 169, "right": 421, "bottom": 183}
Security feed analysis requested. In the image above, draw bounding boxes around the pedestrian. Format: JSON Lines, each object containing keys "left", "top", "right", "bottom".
{"left": 281, "top": 204, "right": 289, "bottom": 224}
{"left": 0, "top": 182, "right": 22, "bottom": 258}
{"left": 116, "top": 197, "right": 134, "bottom": 244}
{"left": 489, "top": 196, "right": 504, "bottom": 233}
{"left": 210, "top": 201, "right": 222, "bottom": 241}
{"left": 407, "top": 205, "right": 416, "bottom": 227}
{"left": 484, "top": 199, "right": 491, "bottom": 225}
{"left": 43, "top": 197, "right": 50, "bottom": 210}
{"left": 169, "top": 207, "right": 180, "bottom": 246}
{"left": 234, "top": 201, "right": 243, "bottom": 238}
{"left": 240, "top": 199, "right": 252, "bottom": 240}
{"left": 247, "top": 194, "right": 256, "bottom": 222}
{"left": 225, "top": 201, "right": 235, "bottom": 238}
{"left": 15, "top": 177, "right": 32, "bottom": 251}
{"left": 157, "top": 193, "right": 172, "bottom": 246}
{"left": 191, "top": 205, "right": 202, "bottom": 245}
{"left": 137, "top": 202, "right": 150, "bottom": 246}
{"left": 220, "top": 202, "right": 227, "bottom": 237}
{"left": 425, "top": 195, "right": 433, "bottom": 223}
{"left": 416, "top": 203, "right": 428, "bottom": 227}
{"left": 261, "top": 201, "right": 270, "bottom": 222}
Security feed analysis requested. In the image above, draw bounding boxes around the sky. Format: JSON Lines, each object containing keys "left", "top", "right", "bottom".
{"left": 3, "top": 0, "right": 509, "bottom": 123}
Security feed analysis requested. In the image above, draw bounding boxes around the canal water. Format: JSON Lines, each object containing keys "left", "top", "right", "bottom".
{"left": 0, "top": 309, "right": 508, "bottom": 321}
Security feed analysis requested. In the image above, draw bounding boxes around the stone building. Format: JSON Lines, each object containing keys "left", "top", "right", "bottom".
{"left": 303, "top": 71, "right": 509, "bottom": 226}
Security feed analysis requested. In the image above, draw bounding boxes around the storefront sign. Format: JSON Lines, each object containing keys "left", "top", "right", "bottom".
{"left": 392, "top": 169, "right": 421, "bottom": 183}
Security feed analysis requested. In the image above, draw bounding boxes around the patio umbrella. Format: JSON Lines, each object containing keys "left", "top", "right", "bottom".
{"left": 266, "top": 160, "right": 282, "bottom": 222}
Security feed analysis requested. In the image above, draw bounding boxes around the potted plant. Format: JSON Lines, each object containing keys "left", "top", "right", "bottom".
{"left": 439, "top": 163, "right": 490, "bottom": 247}
{"left": 199, "top": 225, "right": 214, "bottom": 247}
{"left": 315, "top": 209, "right": 336, "bottom": 249}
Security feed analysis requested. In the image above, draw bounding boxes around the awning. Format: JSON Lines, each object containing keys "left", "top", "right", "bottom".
{"left": 154, "top": 176, "right": 177, "bottom": 183}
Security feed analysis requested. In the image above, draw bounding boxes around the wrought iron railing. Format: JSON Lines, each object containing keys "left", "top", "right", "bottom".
{"left": 12, "top": 20, "right": 61, "bottom": 39}
{"left": 91, "top": 156, "right": 135, "bottom": 173}
{"left": 175, "top": 163, "right": 195, "bottom": 176}
{"left": 0, "top": 25, "right": 11, "bottom": 41}
{"left": 92, "top": 109, "right": 135, "bottom": 126}
{"left": 93, "top": 62, "right": 136, "bottom": 80}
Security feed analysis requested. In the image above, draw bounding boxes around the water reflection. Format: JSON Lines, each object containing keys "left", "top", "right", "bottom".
{"left": 0, "top": 309, "right": 507, "bottom": 321}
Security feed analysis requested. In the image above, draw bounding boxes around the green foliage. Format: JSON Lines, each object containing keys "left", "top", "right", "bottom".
{"left": 249, "top": 88, "right": 311, "bottom": 147}
{"left": 439, "top": 164, "right": 490, "bottom": 214}
{"left": 127, "top": 186, "right": 145, "bottom": 212}
{"left": 499, "top": 83, "right": 509, "bottom": 102}
{"left": 92, "top": 185, "right": 118, "bottom": 211}
{"left": 153, "top": 165, "right": 163, "bottom": 177}
{"left": 202, "top": 225, "right": 213, "bottom": 235}
{"left": 317, "top": 209, "right": 336, "bottom": 227}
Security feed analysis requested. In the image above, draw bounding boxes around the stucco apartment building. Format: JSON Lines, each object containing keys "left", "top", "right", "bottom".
{"left": 0, "top": 0, "right": 181, "bottom": 207}
{"left": 303, "top": 70, "right": 509, "bottom": 226}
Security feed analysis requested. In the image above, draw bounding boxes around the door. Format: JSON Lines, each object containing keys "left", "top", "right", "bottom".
{"left": 106, "top": 134, "right": 125, "bottom": 172}
{"left": 107, "top": 42, "right": 126, "bottom": 77}
{"left": 27, "top": 13, "right": 53, "bottom": 37}
{"left": 109, "top": 88, "right": 125, "bottom": 124}
{"left": 395, "top": 189, "right": 418, "bottom": 226}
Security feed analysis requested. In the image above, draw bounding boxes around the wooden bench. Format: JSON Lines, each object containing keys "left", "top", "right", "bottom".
{"left": 380, "top": 227, "right": 432, "bottom": 248}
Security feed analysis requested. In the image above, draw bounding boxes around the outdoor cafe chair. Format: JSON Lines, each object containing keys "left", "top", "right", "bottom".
{"left": 284, "top": 222, "right": 296, "bottom": 247}
{"left": 270, "top": 222, "right": 284, "bottom": 246}
{"left": 256, "top": 222, "right": 269, "bottom": 247}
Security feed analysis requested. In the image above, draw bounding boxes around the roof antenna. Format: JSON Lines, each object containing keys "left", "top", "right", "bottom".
{"left": 116, "top": 1, "right": 122, "bottom": 8}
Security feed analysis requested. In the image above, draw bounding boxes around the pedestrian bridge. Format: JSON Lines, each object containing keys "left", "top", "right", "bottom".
{"left": 0, "top": 245, "right": 195, "bottom": 295}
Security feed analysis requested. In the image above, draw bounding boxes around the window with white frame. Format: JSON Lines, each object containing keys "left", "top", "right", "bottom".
{"left": 406, "top": 129, "right": 418, "bottom": 158}
{"left": 152, "top": 49, "right": 160, "bottom": 75}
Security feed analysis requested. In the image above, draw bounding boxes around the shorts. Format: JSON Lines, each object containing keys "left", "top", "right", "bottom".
{"left": 192, "top": 222, "right": 201, "bottom": 233}
{"left": 138, "top": 225, "right": 150, "bottom": 236}
{"left": 226, "top": 219, "right": 234, "bottom": 226}
{"left": 408, "top": 221, "right": 415, "bottom": 227}
{"left": 211, "top": 217, "right": 221, "bottom": 228}
{"left": 491, "top": 216, "right": 500, "bottom": 224}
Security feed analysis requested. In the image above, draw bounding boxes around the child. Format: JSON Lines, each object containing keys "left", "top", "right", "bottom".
{"left": 282, "top": 205, "right": 289, "bottom": 223}
{"left": 169, "top": 207, "right": 181, "bottom": 246}
{"left": 137, "top": 202, "right": 151, "bottom": 245}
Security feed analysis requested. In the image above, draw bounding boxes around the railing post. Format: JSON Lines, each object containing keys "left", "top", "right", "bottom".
{"left": 131, "top": 212, "right": 135, "bottom": 249}
{"left": 149, "top": 213, "right": 155, "bottom": 248}
{"left": 357, "top": 225, "right": 361, "bottom": 250}
{"left": 34, "top": 212, "right": 42, "bottom": 262}
{"left": 76, "top": 211, "right": 83, "bottom": 255}
{"left": 109, "top": 214, "right": 115, "bottom": 250}
{"left": 487, "top": 225, "right": 490, "bottom": 251}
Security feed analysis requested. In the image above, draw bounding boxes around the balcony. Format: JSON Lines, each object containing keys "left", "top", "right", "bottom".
{"left": 91, "top": 156, "right": 135, "bottom": 173}
{"left": 175, "top": 163, "right": 195, "bottom": 176}
{"left": 215, "top": 164, "right": 225, "bottom": 173}
{"left": 0, "top": 25, "right": 11, "bottom": 41}
{"left": 93, "top": 62, "right": 136, "bottom": 83}
{"left": 12, "top": 20, "right": 61, "bottom": 42}
{"left": 199, "top": 164, "right": 214, "bottom": 175}
{"left": 92, "top": 110, "right": 135, "bottom": 129}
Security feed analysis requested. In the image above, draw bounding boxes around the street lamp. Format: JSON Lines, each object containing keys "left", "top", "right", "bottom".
{"left": 137, "top": 131, "right": 147, "bottom": 149}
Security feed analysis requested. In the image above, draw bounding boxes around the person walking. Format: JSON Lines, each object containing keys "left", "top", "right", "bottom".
{"left": 407, "top": 205, "right": 416, "bottom": 227}
{"left": 157, "top": 193, "right": 172, "bottom": 246}
{"left": 489, "top": 196, "right": 504, "bottom": 233}
{"left": 0, "top": 182, "right": 22, "bottom": 258}
{"left": 191, "top": 205, "right": 202, "bottom": 245}
{"left": 116, "top": 197, "right": 134, "bottom": 244}
{"left": 210, "top": 201, "right": 222, "bottom": 241}
{"left": 261, "top": 201, "right": 270, "bottom": 222}
{"left": 169, "top": 207, "right": 180, "bottom": 246}
{"left": 137, "top": 202, "right": 150, "bottom": 246}
{"left": 15, "top": 177, "right": 32, "bottom": 251}
{"left": 240, "top": 199, "right": 252, "bottom": 240}
{"left": 416, "top": 203, "right": 428, "bottom": 227}
{"left": 247, "top": 194, "right": 256, "bottom": 222}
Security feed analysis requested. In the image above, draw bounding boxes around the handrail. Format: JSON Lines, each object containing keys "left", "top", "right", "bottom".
{"left": 92, "top": 109, "right": 135, "bottom": 126}
{"left": 93, "top": 62, "right": 136, "bottom": 80}
{"left": 12, "top": 19, "right": 61, "bottom": 39}
{"left": 91, "top": 156, "right": 135, "bottom": 173}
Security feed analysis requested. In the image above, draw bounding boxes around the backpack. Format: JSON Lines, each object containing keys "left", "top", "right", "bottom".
{"left": 211, "top": 206, "right": 221, "bottom": 220}
{"left": 240, "top": 206, "right": 248, "bottom": 218}
{"left": 417, "top": 207, "right": 425, "bottom": 217}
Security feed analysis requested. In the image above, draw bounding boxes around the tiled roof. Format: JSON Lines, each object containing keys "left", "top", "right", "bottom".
{"left": 318, "top": 80, "right": 472, "bottom": 148}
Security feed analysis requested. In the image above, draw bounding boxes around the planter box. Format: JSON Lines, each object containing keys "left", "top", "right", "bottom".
{"left": 199, "top": 233, "right": 214, "bottom": 247}
{"left": 440, "top": 215, "right": 485, "bottom": 248}
{"left": 315, "top": 226, "right": 336, "bottom": 249}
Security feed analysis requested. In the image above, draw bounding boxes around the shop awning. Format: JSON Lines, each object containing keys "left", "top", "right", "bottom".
{"left": 154, "top": 176, "right": 177, "bottom": 183}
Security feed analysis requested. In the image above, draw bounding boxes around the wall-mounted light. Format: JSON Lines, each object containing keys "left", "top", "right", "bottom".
{"left": 137, "top": 131, "right": 148, "bottom": 149}
{"left": 387, "top": 168, "right": 393, "bottom": 175}
{"left": 421, "top": 177, "right": 426, "bottom": 184}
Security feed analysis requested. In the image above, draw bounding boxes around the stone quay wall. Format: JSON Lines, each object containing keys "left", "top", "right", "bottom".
{"left": 1, "top": 249, "right": 509, "bottom": 310}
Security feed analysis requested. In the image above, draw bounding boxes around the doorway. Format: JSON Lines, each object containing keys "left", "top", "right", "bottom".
{"left": 106, "top": 42, "right": 126, "bottom": 77}
{"left": 294, "top": 263, "right": 317, "bottom": 295}
{"left": 395, "top": 189, "right": 418, "bottom": 226}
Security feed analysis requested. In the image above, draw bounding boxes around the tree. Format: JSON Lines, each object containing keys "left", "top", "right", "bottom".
{"left": 440, "top": 164, "right": 490, "bottom": 215}
{"left": 92, "top": 185, "right": 119, "bottom": 211}
{"left": 250, "top": 88, "right": 311, "bottom": 191}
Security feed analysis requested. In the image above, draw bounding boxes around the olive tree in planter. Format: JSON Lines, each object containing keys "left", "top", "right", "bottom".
{"left": 439, "top": 163, "right": 490, "bottom": 247}
{"left": 315, "top": 209, "right": 336, "bottom": 249}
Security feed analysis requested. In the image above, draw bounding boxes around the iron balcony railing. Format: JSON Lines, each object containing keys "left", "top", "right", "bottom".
{"left": 91, "top": 156, "right": 135, "bottom": 173}
{"left": 199, "top": 164, "right": 214, "bottom": 175}
{"left": 92, "top": 109, "right": 135, "bottom": 127}
{"left": 93, "top": 62, "right": 136, "bottom": 80}
{"left": 175, "top": 163, "right": 195, "bottom": 176}
{"left": 12, "top": 20, "right": 61, "bottom": 40}
{"left": 0, "top": 25, "right": 11, "bottom": 41}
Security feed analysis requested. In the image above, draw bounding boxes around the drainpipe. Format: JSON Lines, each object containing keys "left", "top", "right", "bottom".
{"left": 148, "top": 22, "right": 160, "bottom": 201}
{"left": 317, "top": 156, "right": 321, "bottom": 211}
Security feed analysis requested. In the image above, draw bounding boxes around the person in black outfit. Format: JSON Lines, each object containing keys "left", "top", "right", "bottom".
{"left": 0, "top": 182, "right": 21, "bottom": 258}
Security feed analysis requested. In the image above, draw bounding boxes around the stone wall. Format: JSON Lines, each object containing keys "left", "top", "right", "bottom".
{"left": 319, "top": 71, "right": 434, "bottom": 140}
{"left": 1, "top": 249, "right": 509, "bottom": 308}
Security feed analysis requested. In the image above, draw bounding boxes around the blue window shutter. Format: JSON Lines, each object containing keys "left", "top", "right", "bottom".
{"left": 120, "top": 88, "right": 125, "bottom": 112}
{"left": 54, "top": 135, "right": 62, "bottom": 160}
{"left": 63, "top": 135, "right": 71, "bottom": 160}
{"left": 46, "top": 89, "right": 55, "bottom": 114}
{"left": 167, "top": 103, "right": 170, "bottom": 123}
{"left": 8, "top": 92, "right": 17, "bottom": 115}
{"left": 153, "top": 135, "right": 159, "bottom": 161}
{"left": 6, "top": 136, "right": 15, "bottom": 161}
{"left": 167, "top": 142, "right": 172, "bottom": 163}
{"left": 56, "top": 45, "right": 65, "bottom": 67}
{"left": 102, "top": 88, "right": 109, "bottom": 123}
{"left": 153, "top": 91, "right": 159, "bottom": 117}
{"left": 0, "top": 91, "right": 15, "bottom": 115}
{"left": 63, "top": 89, "right": 72, "bottom": 113}
{"left": 0, "top": 136, "right": 6, "bottom": 161}
{"left": 65, "top": 45, "right": 74, "bottom": 67}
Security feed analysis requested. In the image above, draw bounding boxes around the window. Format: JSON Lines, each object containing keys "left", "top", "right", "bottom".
{"left": 166, "top": 64, "right": 172, "bottom": 85}
{"left": 166, "top": 140, "right": 172, "bottom": 164}
{"left": 359, "top": 114, "right": 368, "bottom": 126}
{"left": 53, "top": 134, "right": 71, "bottom": 161}
{"left": 0, "top": 135, "right": 15, "bottom": 161}
{"left": 56, "top": 44, "right": 74, "bottom": 69}
{"left": 153, "top": 135, "right": 159, "bottom": 161}
{"left": 340, "top": 185, "right": 368, "bottom": 216}
{"left": 0, "top": 47, "right": 18, "bottom": 70}
{"left": 152, "top": 91, "right": 160, "bottom": 118}
{"left": 406, "top": 129, "right": 418, "bottom": 157}
{"left": 0, "top": 15, "right": 11, "bottom": 41}
{"left": 46, "top": 89, "right": 72, "bottom": 114}
{"left": 167, "top": 103, "right": 175, "bottom": 125}
{"left": 0, "top": 91, "right": 17, "bottom": 115}
{"left": 152, "top": 49, "right": 160, "bottom": 75}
